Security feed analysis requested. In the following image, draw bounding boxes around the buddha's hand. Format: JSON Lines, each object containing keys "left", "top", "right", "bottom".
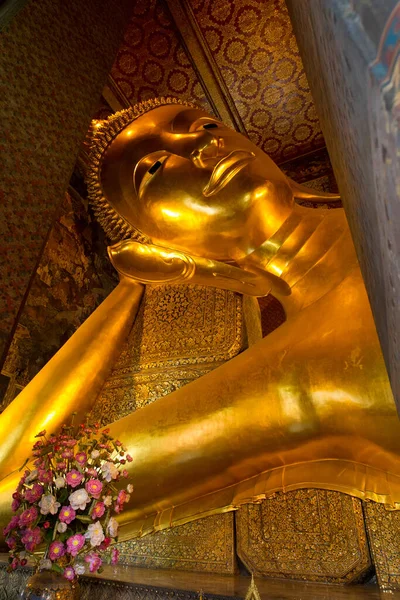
{"left": 108, "top": 239, "right": 276, "bottom": 296}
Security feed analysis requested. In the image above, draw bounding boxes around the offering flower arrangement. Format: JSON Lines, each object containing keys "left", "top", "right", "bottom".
{"left": 3, "top": 418, "right": 133, "bottom": 581}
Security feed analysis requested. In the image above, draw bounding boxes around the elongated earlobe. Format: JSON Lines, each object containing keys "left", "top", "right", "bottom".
{"left": 287, "top": 176, "right": 341, "bottom": 202}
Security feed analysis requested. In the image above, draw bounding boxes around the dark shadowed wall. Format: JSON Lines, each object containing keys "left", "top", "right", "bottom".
{"left": 0, "top": 0, "right": 133, "bottom": 366}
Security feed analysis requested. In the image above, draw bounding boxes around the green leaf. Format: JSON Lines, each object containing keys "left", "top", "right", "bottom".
{"left": 52, "top": 563, "right": 63, "bottom": 574}
{"left": 76, "top": 515, "right": 92, "bottom": 523}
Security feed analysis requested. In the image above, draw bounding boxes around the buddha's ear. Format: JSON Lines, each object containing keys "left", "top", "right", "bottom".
{"left": 287, "top": 176, "right": 341, "bottom": 203}
{"left": 108, "top": 239, "right": 289, "bottom": 297}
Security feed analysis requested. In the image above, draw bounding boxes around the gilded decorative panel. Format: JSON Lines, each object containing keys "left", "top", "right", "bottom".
{"left": 190, "top": 0, "right": 325, "bottom": 164}
{"left": 118, "top": 513, "right": 236, "bottom": 574}
{"left": 110, "top": 0, "right": 212, "bottom": 110}
{"left": 364, "top": 501, "right": 400, "bottom": 590}
{"left": 92, "top": 285, "right": 243, "bottom": 424}
{"left": 236, "top": 490, "right": 372, "bottom": 583}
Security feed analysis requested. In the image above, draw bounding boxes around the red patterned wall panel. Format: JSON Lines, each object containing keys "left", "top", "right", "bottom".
{"left": 190, "top": 0, "right": 325, "bottom": 163}
{"left": 111, "top": 0, "right": 212, "bottom": 111}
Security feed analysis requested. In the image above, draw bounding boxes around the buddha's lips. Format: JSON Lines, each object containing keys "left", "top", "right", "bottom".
{"left": 202, "top": 150, "right": 255, "bottom": 197}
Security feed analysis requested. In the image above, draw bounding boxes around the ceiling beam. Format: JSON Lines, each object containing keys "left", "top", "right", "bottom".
{"left": 164, "top": 0, "right": 246, "bottom": 133}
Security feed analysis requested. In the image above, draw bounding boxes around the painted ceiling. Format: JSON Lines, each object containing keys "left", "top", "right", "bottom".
{"left": 105, "top": 0, "right": 326, "bottom": 165}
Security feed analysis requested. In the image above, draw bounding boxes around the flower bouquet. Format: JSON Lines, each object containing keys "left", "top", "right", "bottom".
{"left": 3, "top": 418, "right": 133, "bottom": 585}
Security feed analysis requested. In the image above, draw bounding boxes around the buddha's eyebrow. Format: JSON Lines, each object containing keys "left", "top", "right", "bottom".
{"left": 170, "top": 108, "right": 202, "bottom": 132}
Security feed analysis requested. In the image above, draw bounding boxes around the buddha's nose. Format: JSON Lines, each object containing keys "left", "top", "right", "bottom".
{"left": 190, "top": 135, "right": 224, "bottom": 169}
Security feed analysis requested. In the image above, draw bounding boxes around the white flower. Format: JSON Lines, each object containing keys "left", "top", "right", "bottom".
{"left": 107, "top": 517, "right": 119, "bottom": 538}
{"left": 25, "top": 470, "right": 38, "bottom": 483}
{"left": 69, "top": 488, "right": 90, "bottom": 511}
{"left": 57, "top": 522, "right": 67, "bottom": 533}
{"left": 39, "top": 558, "right": 52, "bottom": 571}
{"left": 91, "top": 450, "right": 100, "bottom": 459}
{"left": 38, "top": 494, "right": 61, "bottom": 515}
{"left": 101, "top": 461, "right": 119, "bottom": 482}
{"left": 127, "top": 484, "right": 133, "bottom": 494}
{"left": 75, "top": 563, "right": 85, "bottom": 575}
{"left": 54, "top": 476, "right": 66, "bottom": 489}
{"left": 103, "top": 495, "right": 112, "bottom": 507}
{"left": 85, "top": 521, "right": 105, "bottom": 547}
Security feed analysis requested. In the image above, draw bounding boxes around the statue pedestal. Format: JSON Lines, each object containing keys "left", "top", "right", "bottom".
{"left": 0, "top": 556, "right": 395, "bottom": 600}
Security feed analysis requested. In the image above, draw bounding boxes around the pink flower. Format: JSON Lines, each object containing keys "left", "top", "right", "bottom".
{"left": 100, "top": 537, "right": 111, "bottom": 550}
{"left": 75, "top": 452, "right": 87, "bottom": 465}
{"left": 25, "top": 483, "right": 44, "bottom": 503}
{"left": 11, "top": 557, "right": 19, "bottom": 570}
{"left": 66, "top": 533, "right": 85, "bottom": 556}
{"left": 63, "top": 566, "right": 76, "bottom": 581}
{"left": 126, "top": 454, "right": 133, "bottom": 462}
{"left": 59, "top": 505, "right": 76, "bottom": 524}
{"left": 57, "top": 461, "right": 67, "bottom": 470}
{"left": 61, "top": 449, "right": 74, "bottom": 459}
{"left": 6, "top": 536, "right": 16, "bottom": 549}
{"left": 43, "top": 521, "right": 51, "bottom": 529}
{"left": 92, "top": 502, "right": 105, "bottom": 520}
{"left": 115, "top": 440, "right": 122, "bottom": 447}
{"left": 66, "top": 470, "right": 83, "bottom": 488}
{"left": 49, "top": 540, "right": 65, "bottom": 561}
{"left": 86, "top": 468, "right": 97, "bottom": 478}
{"left": 19, "top": 506, "right": 38, "bottom": 527}
{"left": 11, "top": 498, "right": 21, "bottom": 511}
{"left": 3, "top": 515, "right": 19, "bottom": 536}
{"left": 38, "top": 469, "right": 53, "bottom": 484}
{"left": 111, "top": 547, "right": 119, "bottom": 564}
{"left": 21, "top": 527, "right": 41, "bottom": 551}
{"left": 65, "top": 439, "right": 77, "bottom": 447}
{"left": 35, "top": 430, "right": 46, "bottom": 437}
{"left": 85, "top": 552, "right": 102, "bottom": 573}
{"left": 85, "top": 479, "right": 103, "bottom": 498}
{"left": 122, "top": 470, "right": 129, "bottom": 478}
{"left": 117, "top": 490, "right": 128, "bottom": 505}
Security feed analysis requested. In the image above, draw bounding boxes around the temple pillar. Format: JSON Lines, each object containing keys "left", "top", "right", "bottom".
{"left": 0, "top": 0, "right": 133, "bottom": 366}
{"left": 286, "top": 0, "right": 400, "bottom": 411}
{"left": 91, "top": 284, "right": 261, "bottom": 574}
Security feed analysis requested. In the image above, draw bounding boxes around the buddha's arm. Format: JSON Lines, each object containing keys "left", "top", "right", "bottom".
{"left": 0, "top": 280, "right": 143, "bottom": 479}
{"left": 108, "top": 239, "right": 288, "bottom": 296}
{"left": 108, "top": 273, "right": 400, "bottom": 537}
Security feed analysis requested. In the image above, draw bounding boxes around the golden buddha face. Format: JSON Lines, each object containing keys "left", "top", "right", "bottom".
{"left": 101, "top": 104, "right": 294, "bottom": 261}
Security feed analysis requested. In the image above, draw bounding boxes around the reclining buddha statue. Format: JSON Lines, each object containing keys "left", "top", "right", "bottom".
{"left": 1, "top": 97, "right": 400, "bottom": 541}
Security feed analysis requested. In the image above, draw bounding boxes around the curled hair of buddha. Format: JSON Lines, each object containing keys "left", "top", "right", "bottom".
{"left": 86, "top": 96, "right": 198, "bottom": 243}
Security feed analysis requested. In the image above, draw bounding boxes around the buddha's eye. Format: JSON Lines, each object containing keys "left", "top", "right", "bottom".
{"left": 202, "top": 123, "right": 218, "bottom": 130}
{"left": 148, "top": 160, "right": 163, "bottom": 175}
{"left": 135, "top": 154, "right": 168, "bottom": 198}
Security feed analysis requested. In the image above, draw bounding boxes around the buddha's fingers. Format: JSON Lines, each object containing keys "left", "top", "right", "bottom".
{"left": 0, "top": 281, "right": 143, "bottom": 479}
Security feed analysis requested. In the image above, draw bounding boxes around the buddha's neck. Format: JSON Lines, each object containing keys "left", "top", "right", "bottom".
{"left": 241, "top": 205, "right": 360, "bottom": 315}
